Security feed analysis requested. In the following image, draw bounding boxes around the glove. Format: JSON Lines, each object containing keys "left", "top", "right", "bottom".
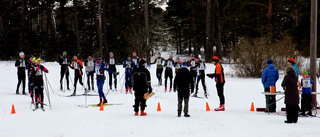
{"left": 206, "top": 74, "right": 214, "bottom": 79}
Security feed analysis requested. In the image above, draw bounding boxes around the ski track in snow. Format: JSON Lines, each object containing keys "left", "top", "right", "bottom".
{"left": 1, "top": 61, "right": 320, "bottom": 137}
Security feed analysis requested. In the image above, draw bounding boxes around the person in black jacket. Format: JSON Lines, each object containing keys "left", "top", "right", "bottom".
{"left": 132, "top": 60, "right": 152, "bottom": 116}
{"left": 281, "top": 66, "right": 300, "bottom": 123}
{"left": 15, "top": 52, "right": 27, "bottom": 94}
{"left": 106, "top": 52, "right": 118, "bottom": 90}
{"left": 58, "top": 51, "right": 71, "bottom": 91}
{"left": 174, "top": 62, "right": 194, "bottom": 117}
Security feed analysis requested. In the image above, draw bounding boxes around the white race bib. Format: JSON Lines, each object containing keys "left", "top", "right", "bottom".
{"left": 167, "top": 60, "right": 173, "bottom": 68}
{"left": 199, "top": 62, "right": 205, "bottom": 70}
{"left": 109, "top": 58, "right": 115, "bottom": 65}
{"left": 302, "top": 78, "right": 311, "bottom": 88}
{"left": 156, "top": 58, "right": 162, "bottom": 65}
{"left": 95, "top": 66, "right": 102, "bottom": 75}
{"left": 73, "top": 62, "right": 79, "bottom": 69}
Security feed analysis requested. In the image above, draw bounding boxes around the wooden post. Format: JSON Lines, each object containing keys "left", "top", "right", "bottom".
{"left": 310, "top": 0, "right": 317, "bottom": 108}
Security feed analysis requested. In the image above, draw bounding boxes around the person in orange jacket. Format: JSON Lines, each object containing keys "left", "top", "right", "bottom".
{"left": 207, "top": 56, "right": 225, "bottom": 111}
{"left": 70, "top": 55, "right": 85, "bottom": 95}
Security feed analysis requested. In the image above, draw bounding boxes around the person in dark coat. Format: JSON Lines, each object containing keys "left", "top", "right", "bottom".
{"left": 174, "top": 62, "right": 194, "bottom": 117}
{"left": 261, "top": 59, "right": 279, "bottom": 112}
{"left": 281, "top": 66, "right": 299, "bottom": 123}
{"left": 131, "top": 60, "right": 152, "bottom": 116}
{"left": 15, "top": 52, "right": 27, "bottom": 94}
{"left": 58, "top": 51, "right": 71, "bottom": 91}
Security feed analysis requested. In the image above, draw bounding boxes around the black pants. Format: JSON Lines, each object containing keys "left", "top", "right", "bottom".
{"left": 286, "top": 104, "right": 299, "bottom": 123}
{"left": 265, "top": 88, "right": 276, "bottom": 112}
{"left": 178, "top": 96, "right": 189, "bottom": 114}
{"left": 60, "top": 68, "right": 69, "bottom": 88}
{"left": 28, "top": 76, "right": 34, "bottom": 97}
{"left": 109, "top": 72, "right": 117, "bottom": 89}
{"left": 301, "top": 93, "right": 312, "bottom": 113}
{"left": 195, "top": 74, "right": 207, "bottom": 95}
{"left": 74, "top": 74, "right": 83, "bottom": 91}
{"left": 34, "top": 80, "right": 44, "bottom": 107}
{"left": 87, "top": 73, "right": 94, "bottom": 90}
{"left": 134, "top": 95, "right": 146, "bottom": 112}
{"left": 156, "top": 68, "right": 163, "bottom": 85}
{"left": 16, "top": 72, "right": 26, "bottom": 94}
{"left": 216, "top": 83, "right": 225, "bottom": 104}
{"left": 164, "top": 68, "right": 173, "bottom": 88}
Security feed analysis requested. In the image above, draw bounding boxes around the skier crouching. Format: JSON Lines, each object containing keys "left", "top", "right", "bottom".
{"left": 31, "top": 58, "right": 49, "bottom": 110}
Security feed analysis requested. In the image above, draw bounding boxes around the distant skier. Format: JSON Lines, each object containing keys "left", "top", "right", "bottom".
{"left": 15, "top": 51, "right": 27, "bottom": 95}
{"left": 207, "top": 56, "right": 226, "bottom": 111}
{"left": 31, "top": 58, "right": 49, "bottom": 110}
{"left": 174, "top": 57, "right": 182, "bottom": 75}
{"left": 132, "top": 52, "right": 139, "bottom": 69}
{"left": 123, "top": 56, "right": 135, "bottom": 94}
{"left": 188, "top": 53, "right": 198, "bottom": 89}
{"left": 132, "top": 60, "right": 152, "bottom": 116}
{"left": 194, "top": 55, "right": 207, "bottom": 98}
{"left": 106, "top": 52, "right": 118, "bottom": 90}
{"left": 89, "top": 59, "right": 114, "bottom": 105}
{"left": 85, "top": 56, "right": 95, "bottom": 91}
{"left": 58, "top": 51, "right": 71, "bottom": 90}
{"left": 174, "top": 62, "right": 193, "bottom": 117}
{"left": 164, "top": 55, "right": 175, "bottom": 92}
{"left": 70, "top": 55, "right": 85, "bottom": 95}
{"left": 151, "top": 53, "right": 165, "bottom": 86}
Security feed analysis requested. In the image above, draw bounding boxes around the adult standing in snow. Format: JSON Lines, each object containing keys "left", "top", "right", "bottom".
{"left": 70, "top": 55, "right": 84, "bottom": 96}
{"left": 261, "top": 59, "right": 279, "bottom": 113}
{"left": 26, "top": 54, "right": 34, "bottom": 95}
{"left": 123, "top": 56, "right": 135, "bottom": 94}
{"left": 188, "top": 53, "right": 198, "bottom": 90}
{"left": 15, "top": 52, "right": 27, "bottom": 95}
{"left": 106, "top": 52, "right": 118, "bottom": 90}
{"left": 281, "top": 66, "right": 299, "bottom": 123}
{"left": 194, "top": 55, "right": 207, "bottom": 98}
{"left": 207, "top": 56, "right": 226, "bottom": 111}
{"left": 164, "top": 55, "right": 175, "bottom": 92}
{"left": 174, "top": 57, "right": 182, "bottom": 75}
{"left": 174, "top": 62, "right": 194, "bottom": 117}
{"left": 31, "top": 58, "right": 49, "bottom": 110}
{"left": 89, "top": 59, "right": 114, "bottom": 105}
{"left": 287, "top": 57, "right": 299, "bottom": 79}
{"left": 132, "top": 60, "right": 152, "bottom": 116}
{"left": 152, "top": 53, "right": 165, "bottom": 86}
{"left": 59, "top": 51, "right": 71, "bottom": 91}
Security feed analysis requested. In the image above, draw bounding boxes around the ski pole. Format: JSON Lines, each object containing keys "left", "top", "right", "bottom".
{"left": 44, "top": 73, "right": 55, "bottom": 94}
{"left": 44, "top": 73, "right": 52, "bottom": 109}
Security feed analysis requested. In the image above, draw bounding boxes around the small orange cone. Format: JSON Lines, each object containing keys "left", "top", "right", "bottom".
{"left": 206, "top": 102, "right": 211, "bottom": 111}
{"left": 157, "top": 102, "right": 161, "bottom": 111}
{"left": 250, "top": 102, "right": 255, "bottom": 112}
{"left": 11, "top": 104, "right": 16, "bottom": 114}
{"left": 99, "top": 103, "right": 104, "bottom": 111}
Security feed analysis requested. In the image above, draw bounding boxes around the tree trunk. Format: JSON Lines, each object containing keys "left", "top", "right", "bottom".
{"left": 91, "top": 0, "right": 99, "bottom": 52}
{"left": 205, "top": 0, "right": 212, "bottom": 62}
{"left": 214, "top": 0, "right": 222, "bottom": 59}
{"left": 192, "top": 0, "right": 198, "bottom": 56}
{"left": 144, "top": 0, "right": 150, "bottom": 62}
{"left": 98, "top": 0, "right": 103, "bottom": 58}
{"left": 102, "top": 0, "right": 107, "bottom": 58}
{"left": 60, "top": 0, "right": 67, "bottom": 49}
{"left": 179, "top": 24, "right": 182, "bottom": 54}
{"left": 73, "top": 0, "right": 81, "bottom": 56}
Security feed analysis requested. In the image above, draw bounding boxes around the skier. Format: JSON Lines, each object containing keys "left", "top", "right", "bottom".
{"left": 58, "top": 51, "right": 71, "bottom": 90}
{"left": 15, "top": 51, "right": 27, "bottom": 95}
{"left": 85, "top": 56, "right": 95, "bottom": 91}
{"left": 132, "top": 60, "right": 152, "bottom": 116}
{"left": 27, "top": 55, "right": 35, "bottom": 102}
{"left": 151, "top": 53, "right": 165, "bottom": 86}
{"left": 89, "top": 59, "right": 114, "bottom": 105}
{"left": 281, "top": 66, "right": 299, "bottom": 123}
{"left": 194, "top": 55, "right": 207, "bottom": 98}
{"left": 187, "top": 53, "right": 198, "bottom": 89}
{"left": 141, "top": 56, "right": 151, "bottom": 69}
{"left": 164, "top": 55, "right": 175, "bottom": 92}
{"left": 123, "top": 56, "right": 135, "bottom": 94}
{"left": 70, "top": 55, "right": 85, "bottom": 95}
{"left": 132, "top": 52, "right": 139, "bottom": 69}
{"left": 261, "top": 59, "right": 279, "bottom": 113}
{"left": 207, "top": 56, "right": 226, "bottom": 111}
{"left": 174, "top": 57, "right": 182, "bottom": 75}
{"left": 287, "top": 57, "right": 299, "bottom": 79}
{"left": 106, "top": 52, "right": 118, "bottom": 90}
{"left": 31, "top": 58, "right": 49, "bottom": 110}
{"left": 174, "top": 62, "right": 194, "bottom": 117}
{"left": 300, "top": 71, "right": 314, "bottom": 116}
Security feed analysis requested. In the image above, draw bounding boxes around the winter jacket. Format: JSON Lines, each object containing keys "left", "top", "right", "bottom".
{"left": 59, "top": 56, "right": 71, "bottom": 68}
{"left": 85, "top": 59, "right": 95, "bottom": 72}
{"left": 175, "top": 61, "right": 182, "bottom": 71}
{"left": 70, "top": 59, "right": 83, "bottom": 75}
{"left": 131, "top": 66, "right": 151, "bottom": 96}
{"left": 188, "top": 58, "right": 198, "bottom": 71}
{"left": 292, "top": 64, "right": 299, "bottom": 78}
{"left": 152, "top": 57, "right": 165, "bottom": 69}
{"left": 281, "top": 68, "right": 299, "bottom": 105}
{"left": 197, "top": 60, "right": 206, "bottom": 76}
{"left": 89, "top": 63, "right": 114, "bottom": 80}
{"left": 15, "top": 58, "right": 27, "bottom": 73}
{"left": 123, "top": 60, "right": 135, "bottom": 74}
{"left": 207, "top": 63, "right": 225, "bottom": 84}
{"left": 174, "top": 67, "right": 194, "bottom": 98}
{"left": 301, "top": 77, "right": 314, "bottom": 94}
{"left": 164, "top": 59, "right": 175, "bottom": 70}
{"left": 31, "top": 64, "right": 49, "bottom": 82}
{"left": 261, "top": 64, "right": 279, "bottom": 88}
{"left": 106, "top": 57, "right": 117, "bottom": 72}
{"left": 132, "top": 56, "right": 139, "bottom": 68}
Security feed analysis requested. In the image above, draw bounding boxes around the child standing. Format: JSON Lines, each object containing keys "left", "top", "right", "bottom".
{"left": 300, "top": 71, "right": 314, "bottom": 116}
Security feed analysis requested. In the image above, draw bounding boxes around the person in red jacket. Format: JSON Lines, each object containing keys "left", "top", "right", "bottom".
{"left": 70, "top": 55, "right": 85, "bottom": 95}
{"left": 207, "top": 56, "right": 225, "bottom": 111}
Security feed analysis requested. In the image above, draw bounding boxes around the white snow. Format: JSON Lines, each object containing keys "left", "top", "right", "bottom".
{"left": 1, "top": 60, "right": 320, "bottom": 137}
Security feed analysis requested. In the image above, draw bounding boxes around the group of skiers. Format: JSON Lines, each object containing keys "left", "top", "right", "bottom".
{"left": 261, "top": 57, "right": 315, "bottom": 124}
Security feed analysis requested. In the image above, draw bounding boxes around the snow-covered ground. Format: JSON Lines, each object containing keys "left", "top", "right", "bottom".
{"left": 1, "top": 60, "right": 320, "bottom": 137}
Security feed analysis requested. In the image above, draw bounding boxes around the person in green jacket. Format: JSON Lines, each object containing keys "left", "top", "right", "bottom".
{"left": 152, "top": 53, "right": 165, "bottom": 86}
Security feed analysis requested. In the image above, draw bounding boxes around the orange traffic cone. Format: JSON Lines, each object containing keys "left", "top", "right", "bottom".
{"left": 11, "top": 104, "right": 16, "bottom": 114}
{"left": 206, "top": 102, "right": 211, "bottom": 111}
{"left": 157, "top": 102, "right": 161, "bottom": 111}
{"left": 250, "top": 102, "right": 255, "bottom": 112}
{"left": 99, "top": 103, "right": 104, "bottom": 111}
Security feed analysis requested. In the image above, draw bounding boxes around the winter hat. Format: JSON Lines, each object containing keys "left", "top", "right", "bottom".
{"left": 303, "top": 71, "right": 309, "bottom": 75}
{"left": 28, "top": 54, "right": 33, "bottom": 59}
{"left": 288, "top": 57, "right": 295, "bottom": 64}
{"left": 95, "top": 59, "right": 101, "bottom": 64}
{"left": 190, "top": 53, "right": 195, "bottom": 57}
{"left": 198, "top": 55, "right": 202, "bottom": 60}
{"left": 169, "top": 55, "right": 173, "bottom": 58}
{"left": 182, "top": 62, "right": 188, "bottom": 67}
{"left": 19, "top": 52, "right": 24, "bottom": 57}
{"left": 63, "top": 51, "right": 67, "bottom": 56}
{"left": 286, "top": 66, "right": 294, "bottom": 74}
{"left": 35, "top": 58, "right": 41, "bottom": 63}
{"left": 176, "top": 57, "right": 179, "bottom": 60}
{"left": 139, "top": 60, "right": 146, "bottom": 66}
{"left": 266, "top": 59, "right": 273, "bottom": 64}
{"left": 157, "top": 52, "right": 161, "bottom": 55}
{"left": 212, "top": 56, "right": 219, "bottom": 62}
{"left": 109, "top": 52, "right": 113, "bottom": 56}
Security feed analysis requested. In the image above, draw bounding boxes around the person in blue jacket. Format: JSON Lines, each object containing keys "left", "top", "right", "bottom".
{"left": 261, "top": 59, "right": 279, "bottom": 112}
{"left": 89, "top": 59, "right": 114, "bottom": 105}
{"left": 300, "top": 71, "right": 314, "bottom": 116}
{"left": 123, "top": 56, "right": 135, "bottom": 94}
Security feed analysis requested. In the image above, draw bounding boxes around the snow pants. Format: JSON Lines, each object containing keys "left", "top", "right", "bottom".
{"left": 286, "top": 104, "right": 299, "bottom": 123}
{"left": 109, "top": 71, "right": 117, "bottom": 89}
{"left": 156, "top": 68, "right": 163, "bottom": 85}
{"left": 164, "top": 68, "right": 173, "bottom": 88}
{"left": 178, "top": 96, "right": 189, "bottom": 115}
{"left": 87, "top": 73, "right": 94, "bottom": 90}
{"left": 125, "top": 73, "right": 132, "bottom": 89}
{"left": 134, "top": 93, "right": 147, "bottom": 112}
{"left": 301, "top": 93, "right": 312, "bottom": 114}
{"left": 216, "top": 83, "right": 225, "bottom": 104}
{"left": 195, "top": 74, "right": 207, "bottom": 95}
{"left": 74, "top": 73, "right": 83, "bottom": 92}
{"left": 34, "top": 80, "right": 44, "bottom": 107}
{"left": 16, "top": 72, "right": 26, "bottom": 94}
{"left": 60, "top": 67, "right": 69, "bottom": 89}
{"left": 97, "top": 78, "right": 106, "bottom": 102}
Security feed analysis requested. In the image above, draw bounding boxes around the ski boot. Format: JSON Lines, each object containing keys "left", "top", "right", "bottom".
{"left": 184, "top": 113, "right": 190, "bottom": 117}
{"left": 129, "top": 88, "right": 132, "bottom": 94}
{"left": 125, "top": 88, "right": 128, "bottom": 94}
{"left": 170, "top": 88, "right": 172, "bottom": 92}
{"left": 135, "top": 112, "right": 139, "bottom": 116}
{"left": 165, "top": 87, "right": 167, "bottom": 92}
{"left": 214, "top": 104, "right": 225, "bottom": 111}
{"left": 71, "top": 91, "right": 76, "bottom": 96}
{"left": 140, "top": 110, "right": 147, "bottom": 116}
{"left": 178, "top": 112, "right": 181, "bottom": 117}
{"left": 103, "top": 99, "right": 108, "bottom": 104}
